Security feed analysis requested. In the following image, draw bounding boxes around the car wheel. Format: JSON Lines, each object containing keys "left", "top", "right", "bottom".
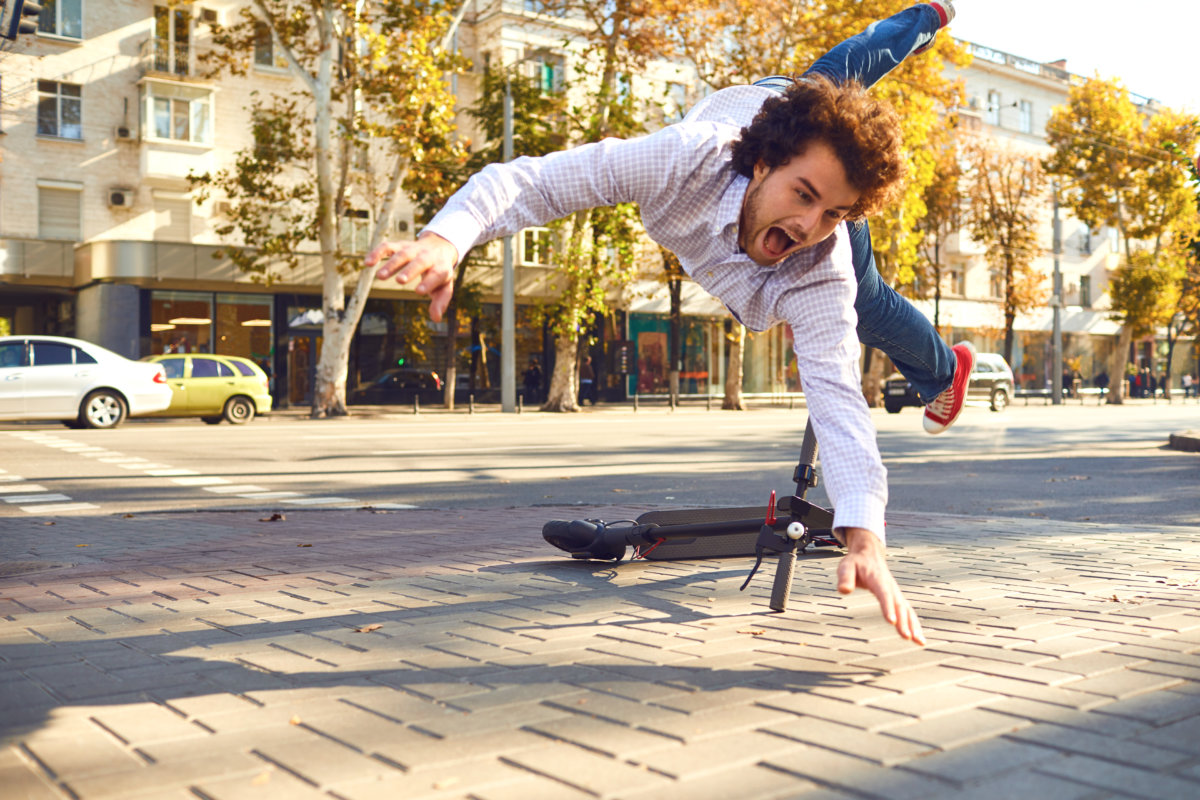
{"left": 201, "top": 416, "right": 223, "bottom": 425}
{"left": 884, "top": 399, "right": 903, "bottom": 414}
{"left": 223, "top": 396, "right": 256, "bottom": 424}
{"left": 990, "top": 387, "right": 1009, "bottom": 412}
{"left": 79, "top": 390, "right": 127, "bottom": 429}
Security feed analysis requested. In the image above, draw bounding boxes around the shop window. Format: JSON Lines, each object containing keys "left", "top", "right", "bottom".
{"left": 151, "top": 290, "right": 213, "bottom": 355}
{"left": 214, "top": 293, "right": 273, "bottom": 365}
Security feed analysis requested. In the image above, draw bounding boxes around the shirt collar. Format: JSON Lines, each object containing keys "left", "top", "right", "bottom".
{"left": 713, "top": 170, "right": 749, "bottom": 242}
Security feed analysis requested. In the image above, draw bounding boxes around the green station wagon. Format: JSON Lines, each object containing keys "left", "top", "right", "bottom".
{"left": 142, "top": 354, "right": 273, "bottom": 424}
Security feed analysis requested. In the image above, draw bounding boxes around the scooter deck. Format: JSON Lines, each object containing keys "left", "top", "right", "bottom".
{"left": 634, "top": 502, "right": 789, "bottom": 560}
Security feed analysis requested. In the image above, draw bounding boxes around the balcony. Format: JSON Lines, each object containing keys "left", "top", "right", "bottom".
{"left": 141, "top": 37, "right": 195, "bottom": 80}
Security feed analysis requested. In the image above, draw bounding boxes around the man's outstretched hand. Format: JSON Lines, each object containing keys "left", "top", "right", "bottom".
{"left": 366, "top": 233, "right": 459, "bottom": 322}
{"left": 836, "top": 527, "right": 926, "bottom": 645}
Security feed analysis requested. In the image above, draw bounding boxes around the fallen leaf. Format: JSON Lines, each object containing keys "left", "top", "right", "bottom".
{"left": 75, "top": 544, "right": 88, "bottom": 548}
{"left": 354, "top": 623, "right": 383, "bottom": 633}
{"left": 432, "top": 778, "right": 460, "bottom": 790}
{"left": 289, "top": 715, "right": 302, "bottom": 725}
{"left": 123, "top": 514, "right": 134, "bottom": 519}
{"left": 259, "top": 513, "right": 285, "bottom": 522}
{"left": 297, "top": 543, "right": 312, "bottom": 548}
{"left": 738, "top": 629, "right": 765, "bottom": 636}
{"left": 251, "top": 769, "right": 273, "bottom": 786}
{"left": 42, "top": 521, "right": 55, "bottom": 526}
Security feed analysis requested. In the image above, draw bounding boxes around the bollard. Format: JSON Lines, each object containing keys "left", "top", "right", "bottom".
{"left": 706, "top": 395, "right": 712, "bottom": 411}
{"left": 414, "top": 396, "right": 420, "bottom": 415}
{"left": 518, "top": 394, "right": 523, "bottom": 414}
{"left": 633, "top": 393, "right": 639, "bottom": 412}
{"left": 469, "top": 394, "right": 475, "bottom": 414}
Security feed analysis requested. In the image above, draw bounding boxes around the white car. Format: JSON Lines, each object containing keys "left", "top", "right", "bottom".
{"left": 0, "top": 335, "right": 172, "bottom": 429}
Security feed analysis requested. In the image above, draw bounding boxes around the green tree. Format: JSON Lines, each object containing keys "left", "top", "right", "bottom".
{"left": 190, "top": 0, "right": 467, "bottom": 417}
{"left": 963, "top": 141, "right": 1049, "bottom": 366}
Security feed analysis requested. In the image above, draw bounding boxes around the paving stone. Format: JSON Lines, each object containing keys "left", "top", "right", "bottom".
{"left": 621, "top": 761, "right": 821, "bottom": 799}
{"left": 882, "top": 707, "right": 1031, "bottom": 749}
{"left": 1035, "top": 753, "right": 1200, "bottom": 799}
{"left": 898, "top": 736, "right": 1059, "bottom": 784}
{"left": 763, "top": 743, "right": 953, "bottom": 800}
{"left": 1059, "top": 669, "right": 1184, "bottom": 699}
{"left": 1006, "top": 721, "right": 1194, "bottom": 770}
{"left": 500, "top": 739, "right": 674, "bottom": 796}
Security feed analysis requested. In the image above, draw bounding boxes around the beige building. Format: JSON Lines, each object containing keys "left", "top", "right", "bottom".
{"left": 2, "top": 4, "right": 1192, "bottom": 405}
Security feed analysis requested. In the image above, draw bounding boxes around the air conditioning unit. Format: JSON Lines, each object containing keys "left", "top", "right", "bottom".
{"left": 115, "top": 124, "right": 135, "bottom": 141}
{"left": 108, "top": 189, "right": 134, "bottom": 208}
{"left": 214, "top": 200, "right": 234, "bottom": 217}
{"left": 198, "top": 7, "right": 218, "bottom": 24}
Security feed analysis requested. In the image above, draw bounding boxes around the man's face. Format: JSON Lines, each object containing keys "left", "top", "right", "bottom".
{"left": 737, "top": 139, "right": 862, "bottom": 267}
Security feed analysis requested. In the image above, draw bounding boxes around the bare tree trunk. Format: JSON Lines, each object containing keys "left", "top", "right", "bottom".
{"left": 1106, "top": 323, "right": 1133, "bottom": 405}
{"left": 442, "top": 305, "right": 458, "bottom": 409}
{"left": 544, "top": 335, "right": 580, "bottom": 412}
{"left": 860, "top": 346, "right": 885, "bottom": 407}
{"left": 723, "top": 323, "right": 745, "bottom": 410}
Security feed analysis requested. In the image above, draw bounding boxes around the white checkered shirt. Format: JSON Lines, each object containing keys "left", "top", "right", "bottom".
{"left": 426, "top": 85, "right": 888, "bottom": 541}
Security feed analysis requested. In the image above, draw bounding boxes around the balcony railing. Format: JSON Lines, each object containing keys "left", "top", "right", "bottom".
{"left": 143, "top": 37, "right": 191, "bottom": 78}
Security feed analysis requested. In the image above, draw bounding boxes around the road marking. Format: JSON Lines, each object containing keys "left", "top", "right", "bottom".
{"left": 146, "top": 468, "right": 200, "bottom": 477}
{"left": 170, "top": 476, "right": 230, "bottom": 486}
{"left": 280, "top": 497, "right": 355, "bottom": 505}
{"left": 203, "top": 485, "right": 268, "bottom": 494}
{"left": 19, "top": 502, "right": 99, "bottom": 514}
{"left": 236, "top": 491, "right": 302, "bottom": 499}
{"left": 0, "top": 475, "right": 26, "bottom": 482}
{"left": 3, "top": 494, "right": 73, "bottom": 503}
{"left": 0, "top": 484, "right": 48, "bottom": 494}
{"left": 372, "top": 444, "right": 575, "bottom": 456}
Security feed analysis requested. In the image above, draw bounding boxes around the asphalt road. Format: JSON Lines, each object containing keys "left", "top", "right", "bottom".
{"left": 2, "top": 398, "right": 1198, "bottom": 527}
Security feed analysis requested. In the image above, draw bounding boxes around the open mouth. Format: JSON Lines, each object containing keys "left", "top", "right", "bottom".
{"left": 762, "top": 226, "right": 801, "bottom": 260}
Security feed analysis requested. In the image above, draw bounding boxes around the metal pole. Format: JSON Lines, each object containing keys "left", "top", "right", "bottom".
{"left": 501, "top": 77, "right": 516, "bottom": 413}
{"left": 1051, "top": 184, "right": 1063, "bottom": 405}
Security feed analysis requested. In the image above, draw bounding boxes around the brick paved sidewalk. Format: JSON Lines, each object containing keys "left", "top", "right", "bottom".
{"left": 2, "top": 506, "right": 1200, "bottom": 800}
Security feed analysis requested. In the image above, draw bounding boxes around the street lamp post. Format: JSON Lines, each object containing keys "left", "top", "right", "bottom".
{"left": 500, "top": 76, "right": 516, "bottom": 413}
{"left": 1051, "top": 184, "right": 1063, "bottom": 405}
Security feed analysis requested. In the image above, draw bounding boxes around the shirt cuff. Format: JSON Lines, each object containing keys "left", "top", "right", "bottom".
{"left": 423, "top": 209, "right": 484, "bottom": 267}
{"left": 831, "top": 492, "right": 887, "bottom": 546}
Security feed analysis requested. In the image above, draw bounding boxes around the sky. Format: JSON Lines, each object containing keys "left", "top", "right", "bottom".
{"left": 946, "top": 0, "right": 1198, "bottom": 113}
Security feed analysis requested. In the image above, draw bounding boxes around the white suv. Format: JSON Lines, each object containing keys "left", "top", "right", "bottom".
{"left": 0, "top": 335, "right": 172, "bottom": 428}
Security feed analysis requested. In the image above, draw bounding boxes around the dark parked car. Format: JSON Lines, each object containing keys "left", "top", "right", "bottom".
{"left": 349, "top": 368, "right": 443, "bottom": 405}
{"left": 884, "top": 352, "right": 1014, "bottom": 414}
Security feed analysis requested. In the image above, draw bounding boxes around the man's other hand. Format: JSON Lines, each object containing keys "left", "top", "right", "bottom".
{"left": 836, "top": 527, "right": 926, "bottom": 645}
{"left": 366, "top": 233, "right": 459, "bottom": 322}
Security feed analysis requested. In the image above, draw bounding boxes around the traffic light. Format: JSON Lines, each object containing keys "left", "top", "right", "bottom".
{"left": 2, "top": 0, "right": 43, "bottom": 41}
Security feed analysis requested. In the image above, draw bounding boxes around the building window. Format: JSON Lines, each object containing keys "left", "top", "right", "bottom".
{"left": 1079, "top": 275, "right": 1091, "bottom": 307}
{"left": 525, "top": 54, "right": 564, "bottom": 95}
{"left": 985, "top": 90, "right": 1000, "bottom": 126}
{"left": 38, "top": 185, "right": 82, "bottom": 241}
{"left": 989, "top": 269, "right": 1003, "bottom": 299}
{"left": 154, "top": 196, "right": 193, "bottom": 242}
{"left": 1108, "top": 227, "right": 1119, "bottom": 253}
{"left": 254, "top": 21, "right": 287, "bottom": 69}
{"left": 38, "top": 0, "right": 83, "bottom": 39}
{"left": 37, "top": 81, "right": 82, "bottom": 139}
{"left": 520, "top": 228, "right": 552, "bottom": 266}
{"left": 153, "top": 4, "right": 190, "bottom": 76}
{"left": 340, "top": 209, "right": 371, "bottom": 254}
{"left": 945, "top": 266, "right": 965, "bottom": 296}
{"left": 664, "top": 82, "right": 688, "bottom": 122}
{"left": 143, "top": 82, "right": 212, "bottom": 144}
{"left": 1019, "top": 100, "right": 1033, "bottom": 134}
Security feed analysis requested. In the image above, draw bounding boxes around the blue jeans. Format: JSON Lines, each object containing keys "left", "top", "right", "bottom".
{"left": 754, "top": 4, "right": 955, "bottom": 401}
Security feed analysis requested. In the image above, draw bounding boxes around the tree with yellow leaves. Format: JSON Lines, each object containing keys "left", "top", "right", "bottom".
{"left": 1044, "top": 77, "right": 1199, "bottom": 403}
{"left": 962, "top": 141, "right": 1049, "bottom": 367}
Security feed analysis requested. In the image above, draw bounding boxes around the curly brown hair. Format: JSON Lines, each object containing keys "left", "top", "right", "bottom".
{"left": 730, "top": 75, "right": 906, "bottom": 220}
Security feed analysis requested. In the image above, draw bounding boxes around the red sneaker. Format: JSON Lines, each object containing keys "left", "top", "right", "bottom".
{"left": 923, "top": 341, "right": 975, "bottom": 434}
{"left": 914, "top": 1, "right": 955, "bottom": 54}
